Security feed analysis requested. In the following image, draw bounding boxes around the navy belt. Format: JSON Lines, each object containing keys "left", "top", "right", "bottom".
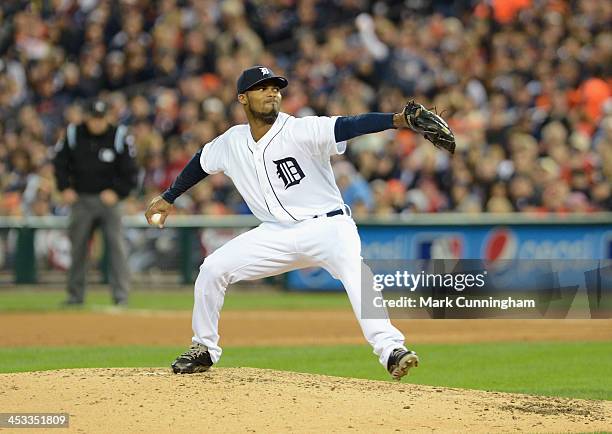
{"left": 313, "top": 208, "right": 345, "bottom": 219}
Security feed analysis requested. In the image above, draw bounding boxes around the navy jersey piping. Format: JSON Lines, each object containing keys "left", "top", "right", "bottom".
{"left": 262, "top": 117, "right": 297, "bottom": 221}
{"left": 246, "top": 138, "right": 272, "bottom": 214}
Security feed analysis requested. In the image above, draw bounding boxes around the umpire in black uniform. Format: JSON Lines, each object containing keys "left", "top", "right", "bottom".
{"left": 54, "top": 100, "right": 138, "bottom": 306}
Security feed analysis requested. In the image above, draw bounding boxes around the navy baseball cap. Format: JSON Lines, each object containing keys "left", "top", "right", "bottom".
{"left": 237, "top": 66, "right": 288, "bottom": 94}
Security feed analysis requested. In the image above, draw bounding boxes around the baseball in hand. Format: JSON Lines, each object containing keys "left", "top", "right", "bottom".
{"left": 151, "top": 213, "right": 162, "bottom": 225}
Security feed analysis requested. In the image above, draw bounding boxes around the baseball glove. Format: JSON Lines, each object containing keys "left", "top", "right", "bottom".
{"left": 403, "top": 101, "right": 456, "bottom": 154}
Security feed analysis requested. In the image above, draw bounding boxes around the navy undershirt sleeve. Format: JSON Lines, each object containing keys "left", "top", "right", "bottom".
{"left": 334, "top": 113, "right": 395, "bottom": 142}
{"left": 161, "top": 149, "right": 208, "bottom": 204}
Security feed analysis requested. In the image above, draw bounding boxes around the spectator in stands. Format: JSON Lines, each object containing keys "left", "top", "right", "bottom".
{"left": 0, "top": 0, "right": 609, "bottom": 219}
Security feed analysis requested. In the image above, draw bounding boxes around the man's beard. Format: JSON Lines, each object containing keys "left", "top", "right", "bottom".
{"left": 251, "top": 106, "right": 279, "bottom": 124}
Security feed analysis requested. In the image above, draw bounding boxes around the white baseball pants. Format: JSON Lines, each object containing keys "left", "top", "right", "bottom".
{"left": 191, "top": 214, "right": 406, "bottom": 368}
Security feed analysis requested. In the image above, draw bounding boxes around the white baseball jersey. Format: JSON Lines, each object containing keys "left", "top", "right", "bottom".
{"left": 200, "top": 112, "right": 347, "bottom": 222}
{"left": 189, "top": 111, "right": 407, "bottom": 370}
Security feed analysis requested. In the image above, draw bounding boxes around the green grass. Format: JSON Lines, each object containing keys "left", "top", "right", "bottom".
{"left": 0, "top": 289, "right": 350, "bottom": 311}
{"left": 1, "top": 342, "right": 610, "bottom": 401}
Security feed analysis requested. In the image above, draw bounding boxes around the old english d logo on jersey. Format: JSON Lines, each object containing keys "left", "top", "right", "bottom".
{"left": 273, "top": 157, "right": 305, "bottom": 189}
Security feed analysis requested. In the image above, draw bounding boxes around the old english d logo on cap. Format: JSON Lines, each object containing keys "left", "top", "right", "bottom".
{"left": 237, "top": 66, "right": 288, "bottom": 94}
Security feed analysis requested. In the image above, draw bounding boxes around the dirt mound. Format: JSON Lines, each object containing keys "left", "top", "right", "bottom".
{"left": 1, "top": 368, "right": 610, "bottom": 433}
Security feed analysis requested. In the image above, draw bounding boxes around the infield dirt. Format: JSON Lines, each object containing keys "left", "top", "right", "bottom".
{"left": 2, "top": 311, "right": 611, "bottom": 433}
{"left": 1, "top": 310, "right": 611, "bottom": 347}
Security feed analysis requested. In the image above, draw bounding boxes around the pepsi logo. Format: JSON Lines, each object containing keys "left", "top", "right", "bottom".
{"left": 483, "top": 227, "right": 517, "bottom": 262}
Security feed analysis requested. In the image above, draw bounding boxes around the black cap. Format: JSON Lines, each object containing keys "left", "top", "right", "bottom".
{"left": 237, "top": 66, "right": 288, "bottom": 94}
{"left": 88, "top": 99, "right": 108, "bottom": 117}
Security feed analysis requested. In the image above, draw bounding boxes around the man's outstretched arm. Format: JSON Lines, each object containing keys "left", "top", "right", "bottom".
{"left": 161, "top": 149, "right": 209, "bottom": 203}
{"left": 145, "top": 149, "right": 209, "bottom": 227}
{"left": 334, "top": 112, "right": 406, "bottom": 142}
{"left": 334, "top": 103, "right": 455, "bottom": 154}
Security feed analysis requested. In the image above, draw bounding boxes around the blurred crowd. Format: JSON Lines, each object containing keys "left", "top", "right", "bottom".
{"left": 0, "top": 0, "right": 610, "bottom": 218}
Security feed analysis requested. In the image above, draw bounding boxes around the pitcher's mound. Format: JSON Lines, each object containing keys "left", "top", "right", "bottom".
{"left": 1, "top": 368, "right": 609, "bottom": 433}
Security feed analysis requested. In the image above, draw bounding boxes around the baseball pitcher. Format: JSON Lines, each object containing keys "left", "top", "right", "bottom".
{"left": 145, "top": 66, "right": 454, "bottom": 380}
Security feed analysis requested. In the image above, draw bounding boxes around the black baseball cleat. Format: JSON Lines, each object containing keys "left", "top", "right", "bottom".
{"left": 171, "top": 343, "right": 213, "bottom": 374}
{"left": 387, "top": 348, "right": 419, "bottom": 381}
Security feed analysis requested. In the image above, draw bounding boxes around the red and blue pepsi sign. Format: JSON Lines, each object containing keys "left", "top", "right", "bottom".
{"left": 287, "top": 224, "right": 612, "bottom": 290}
